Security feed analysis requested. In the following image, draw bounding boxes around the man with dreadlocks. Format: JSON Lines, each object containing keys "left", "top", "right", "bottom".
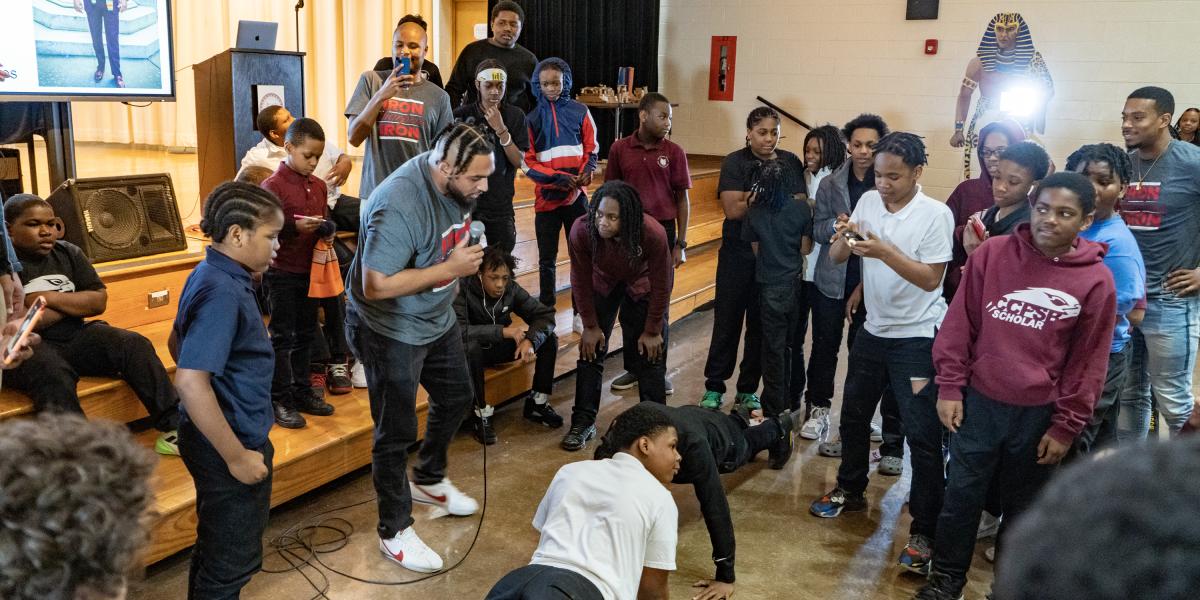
{"left": 810, "top": 132, "right": 954, "bottom": 579}
{"left": 561, "top": 180, "right": 673, "bottom": 451}
{"left": 740, "top": 141, "right": 810, "bottom": 470}
{"left": 345, "top": 122, "right": 493, "bottom": 574}
{"left": 949, "top": 12, "right": 1054, "bottom": 178}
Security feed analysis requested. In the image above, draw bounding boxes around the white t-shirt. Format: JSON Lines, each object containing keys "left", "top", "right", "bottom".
{"left": 240, "top": 137, "right": 347, "bottom": 208}
{"left": 531, "top": 452, "right": 678, "bottom": 600}
{"left": 849, "top": 185, "right": 953, "bottom": 338}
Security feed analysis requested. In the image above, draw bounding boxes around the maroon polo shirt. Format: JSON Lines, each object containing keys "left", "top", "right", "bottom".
{"left": 605, "top": 134, "right": 692, "bottom": 222}
{"left": 261, "top": 161, "right": 331, "bottom": 274}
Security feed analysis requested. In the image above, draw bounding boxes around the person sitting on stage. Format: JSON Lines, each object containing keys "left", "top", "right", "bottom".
{"left": 486, "top": 403, "right": 680, "bottom": 600}
{"left": 454, "top": 246, "right": 562, "bottom": 444}
{"left": 2, "top": 194, "right": 182, "bottom": 456}
{"left": 561, "top": 180, "right": 672, "bottom": 451}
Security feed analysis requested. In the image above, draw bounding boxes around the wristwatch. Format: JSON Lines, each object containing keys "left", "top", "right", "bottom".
{"left": 676, "top": 240, "right": 688, "bottom": 250}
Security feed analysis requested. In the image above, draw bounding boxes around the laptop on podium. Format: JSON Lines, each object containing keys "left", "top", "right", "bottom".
{"left": 235, "top": 20, "right": 278, "bottom": 51}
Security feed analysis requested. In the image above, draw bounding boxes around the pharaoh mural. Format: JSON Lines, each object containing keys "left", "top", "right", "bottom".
{"left": 950, "top": 12, "right": 1054, "bottom": 178}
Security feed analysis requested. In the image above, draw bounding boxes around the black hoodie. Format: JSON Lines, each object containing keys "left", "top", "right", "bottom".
{"left": 453, "top": 275, "right": 556, "bottom": 349}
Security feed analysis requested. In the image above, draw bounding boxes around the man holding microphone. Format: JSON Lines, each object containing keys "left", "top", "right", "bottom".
{"left": 345, "top": 122, "right": 495, "bottom": 574}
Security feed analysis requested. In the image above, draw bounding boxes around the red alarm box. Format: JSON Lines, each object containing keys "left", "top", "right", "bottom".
{"left": 925, "top": 39, "right": 938, "bottom": 55}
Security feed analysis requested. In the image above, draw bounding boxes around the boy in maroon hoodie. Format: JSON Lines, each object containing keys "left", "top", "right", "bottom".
{"left": 915, "top": 172, "right": 1117, "bottom": 600}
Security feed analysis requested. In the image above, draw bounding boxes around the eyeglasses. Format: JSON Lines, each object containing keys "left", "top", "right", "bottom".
{"left": 981, "top": 147, "right": 1007, "bottom": 159}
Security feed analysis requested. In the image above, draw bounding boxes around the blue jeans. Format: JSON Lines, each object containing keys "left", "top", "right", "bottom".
{"left": 835, "top": 331, "right": 943, "bottom": 538}
{"left": 1118, "top": 294, "right": 1200, "bottom": 440}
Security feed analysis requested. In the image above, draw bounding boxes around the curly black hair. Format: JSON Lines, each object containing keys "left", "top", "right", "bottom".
{"left": 841, "top": 113, "right": 889, "bottom": 142}
{"left": 802, "top": 124, "right": 847, "bottom": 173}
{"left": 593, "top": 403, "right": 676, "bottom": 460}
{"left": 480, "top": 244, "right": 518, "bottom": 275}
{"left": 995, "top": 437, "right": 1200, "bottom": 600}
{"left": 872, "top": 131, "right": 928, "bottom": 168}
{"left": 0, "top": 414, "right": 156, "bottom": 600}
{"left": 588, "top": 180, "right": 645, "bottom": 266}
{"left": 1036, "top": 171, "right": 1096, "bottom": 214}
{"left": 200, "top": 181, "right": 283, "bottom": 242}
{"left": 1065, "top": 143, "right": 1134, "bottom": 185}
{"left": 998, "top": 141, "right": 1051, "bottom": 181}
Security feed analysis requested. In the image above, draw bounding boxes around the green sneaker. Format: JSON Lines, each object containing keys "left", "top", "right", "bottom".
{"left": 155, "top": 430, "right": 180, "bottom": 456}
{"left": 735, "top": 392, "right": 761, "bottom": 412}
{"left": 699, "top": 390, "right": 723, "bottom": 410}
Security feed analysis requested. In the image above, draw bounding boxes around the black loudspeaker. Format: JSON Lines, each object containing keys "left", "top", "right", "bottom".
{"left": 48, "top": 174, "right": 187, "bottom": 263}
{"left": 0, "top": 148, "right": 21, "bottom": 199}
{"left": 906, "top": 0, "right": 939, "bottom": 20}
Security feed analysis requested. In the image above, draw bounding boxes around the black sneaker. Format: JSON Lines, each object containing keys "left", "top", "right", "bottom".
{"left": 560, "top": 423, "right": 596, "bottom": 451}
{"left": 273, "top": 401, "right": 307, "bottom": 429}
{"left": 913, "top": 577, "right": 964, "bottom": 600}
{"left": 472, "top": 416, "right": 497, "bottom": 445}
{"left": 768, "top": 409, "right": 795, "bottom": 469}
{"left": 524, "top": 395, "right": 564, "bottom": 428}
{"left": 293, "top": 389, "right": 335, "bottom": 416}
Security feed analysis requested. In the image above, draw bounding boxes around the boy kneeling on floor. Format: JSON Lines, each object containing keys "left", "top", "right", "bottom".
{"left": 2, "top": 194, "right": 181, "bottom": 456}
{"left": 454, "top": 245, "right": 563, "bottom": 444}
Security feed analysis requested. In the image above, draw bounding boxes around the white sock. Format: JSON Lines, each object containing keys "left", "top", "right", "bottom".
{"left": 476, "top": 405, "right": 495, "bottom": 418}
{"left": 532, "top": 392, "right": 550, "bottom": 405}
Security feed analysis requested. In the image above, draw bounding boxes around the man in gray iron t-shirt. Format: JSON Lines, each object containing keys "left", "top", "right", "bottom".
{"left": 345, "top": 20, "right": 452, "bottom": 201}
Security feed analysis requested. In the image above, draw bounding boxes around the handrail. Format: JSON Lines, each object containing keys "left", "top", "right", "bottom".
{"left": 756, "top": 96, "right": 813, "bottom": 131}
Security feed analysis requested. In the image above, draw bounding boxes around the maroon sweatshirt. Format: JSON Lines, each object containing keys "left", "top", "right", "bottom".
{"left": 934, "top": 224, "right": 1117, "bottom": 444}
{"left": 567, "top": 213, "right": 671, "bottom": 335}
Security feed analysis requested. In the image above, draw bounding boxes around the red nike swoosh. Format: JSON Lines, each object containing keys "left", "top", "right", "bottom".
{"left": 416, "top": 485, "right": 447, "bottom": 503}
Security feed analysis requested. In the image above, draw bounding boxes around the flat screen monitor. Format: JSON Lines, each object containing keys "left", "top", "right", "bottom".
{"left": 0, "top": 0, "right": 175, "bottom": 102}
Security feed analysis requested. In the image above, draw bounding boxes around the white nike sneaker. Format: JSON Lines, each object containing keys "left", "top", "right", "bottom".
{"left": 351, "top": 362, "right": 368, "bottom": 388}
{"left": 411, "top": 478, "right": 479, "bottom": 516}
{"left": 870, "top": 421, "right": 883, "bottom": 443}
{"left": 799, "top": 407, "right": 830, "bottom": 441}
{"left": 379, "top": 527, "right": 443, "bottom": 573}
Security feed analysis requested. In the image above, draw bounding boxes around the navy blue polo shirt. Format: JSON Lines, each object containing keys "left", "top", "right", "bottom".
{"left": 173, "top": 247, "right": 275, "bottom": 448}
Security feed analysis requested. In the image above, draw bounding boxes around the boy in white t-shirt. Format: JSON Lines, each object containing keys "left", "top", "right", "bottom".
{"left": 808, "top": 132, "right": 954, "bottom": 578}
{"left": 487, "top": 403, "right": 681, "bottom": 600}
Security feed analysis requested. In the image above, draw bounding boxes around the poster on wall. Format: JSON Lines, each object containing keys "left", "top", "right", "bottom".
{"left": 708, "top": 36, "right": 736, "bottom": 102}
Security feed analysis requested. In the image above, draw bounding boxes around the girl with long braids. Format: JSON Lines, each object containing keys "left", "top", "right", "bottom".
{"left": 171, "top": 181, "right": 283, "bottom": 597}
{"left": 560, "top": 180, "right": 673, "bottom": 451}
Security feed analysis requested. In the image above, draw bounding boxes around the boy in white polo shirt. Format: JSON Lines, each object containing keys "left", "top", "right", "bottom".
{"left": 486, "top": 403, "right": 680, "bottom": 600}
{"left": 808, "top": 132, "right": 954, "bottom": 578}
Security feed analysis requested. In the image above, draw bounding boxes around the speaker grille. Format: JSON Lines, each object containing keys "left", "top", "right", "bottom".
{"left": 81, "top": 187, "right": 146, "bottom": 250}
{"left": 48, "top": 174, "right": 187, "bottom": 263}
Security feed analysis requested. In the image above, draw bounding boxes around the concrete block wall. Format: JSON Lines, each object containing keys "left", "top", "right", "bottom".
{"left": 658, "top": 0, "right": 1200, "bottom": 200}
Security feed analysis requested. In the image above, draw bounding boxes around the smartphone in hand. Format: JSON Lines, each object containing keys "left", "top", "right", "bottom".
{"left": 5, "top": 295, "right": 45, "bottom": 366}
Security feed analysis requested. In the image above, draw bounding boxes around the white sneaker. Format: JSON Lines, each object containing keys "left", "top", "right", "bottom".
{"left": 572, "top": 314, "right": 584, "bottom": 334}
{"left": 799, "top": 407, "right": 830, "bottom": 441}
{"left": 870, "top": 421, "right": 883, "bottom": 442}
{"left": 411, "top": 478, "right": 478, "bottom": 516}
{"left": 379, "top": 527, "right": 443, "bottom": 573}
{"left": 351, "top": 362, "right": 368, "bottom": 388}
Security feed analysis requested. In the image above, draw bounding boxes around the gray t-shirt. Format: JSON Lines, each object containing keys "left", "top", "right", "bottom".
{"left": 1122, "top": 140, "right": 1200, "bottom": 296}
{"left": 345, "top": 71, "right": 453, "bottom": 201}
{"left": 347, "top": 153, "right": 471, "bottom": 345}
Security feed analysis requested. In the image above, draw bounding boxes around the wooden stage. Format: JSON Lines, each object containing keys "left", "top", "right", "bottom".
{"left": 0, "top": 154, "right": 727, "bottom": 564}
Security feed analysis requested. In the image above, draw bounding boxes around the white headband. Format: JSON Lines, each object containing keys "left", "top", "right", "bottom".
{"left": 476, "top": 68, "right": 507, "bottom": 83}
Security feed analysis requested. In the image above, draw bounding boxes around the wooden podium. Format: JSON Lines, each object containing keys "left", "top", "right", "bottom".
{"left": 194, "top": 49, "right": 305, "bottom": 202}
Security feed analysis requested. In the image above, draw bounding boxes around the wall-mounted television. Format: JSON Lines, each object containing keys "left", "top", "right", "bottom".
{"left": 0, "top": 0, "right": 175, "bottom": 102}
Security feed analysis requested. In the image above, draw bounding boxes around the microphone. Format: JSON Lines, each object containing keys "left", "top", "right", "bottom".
{"left": 295, "top": 0, "right": 304, "bottom": 9}
{"left": 468, "top": 221, "right": 487, "bottom": 246}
